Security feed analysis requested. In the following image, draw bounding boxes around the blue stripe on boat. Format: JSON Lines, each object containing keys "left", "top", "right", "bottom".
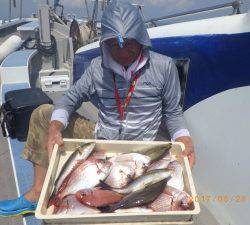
{"left": 74, "top": 32, "right": 250, "bottom": 110}
{"left": 1, "top": 50, "right": 37, "bottom": 67}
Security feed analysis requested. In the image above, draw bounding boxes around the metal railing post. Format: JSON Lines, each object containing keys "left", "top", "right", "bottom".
{"left": 20, "top": 0, "right": 23, "bottom": 19}
{"left": 232, "top": 1, "right": 241, "bottom": 14}
{"left": 9, "top": 0, "right": 11, "bottom": 22}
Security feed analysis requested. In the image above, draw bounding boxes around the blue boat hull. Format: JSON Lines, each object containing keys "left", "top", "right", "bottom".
{"left": 74, "top": 32, "right": 250, "bottom": 110}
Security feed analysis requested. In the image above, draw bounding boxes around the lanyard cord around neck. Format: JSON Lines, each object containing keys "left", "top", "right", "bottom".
{"left": 112, "top": 71, "right": 141, "bottom": 121}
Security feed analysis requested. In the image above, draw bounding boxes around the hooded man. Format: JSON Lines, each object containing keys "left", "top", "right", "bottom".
{"left": 0, "top": 0, "right": 195, "bottom": 217}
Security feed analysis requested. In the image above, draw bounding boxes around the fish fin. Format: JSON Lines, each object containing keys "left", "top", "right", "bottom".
{"left": 78, "top": 142, "right": 95, "bottom": 154}
{"left": 48, "top": 195, "right": 62, "bottom": 207}
{"left": 53, "top": 204, "right": 61, "bottom": 214}
{"left": 48, "top": 197, "right": 58, "bottom": 207}
{"left": 99, "top": 180, "right": 112, "bottom": 190}
{"left": 97, "top": 205, "right": 113, "bottom": 213}
{"left": 48, "top": 188, "right": 57, "bottom": 207}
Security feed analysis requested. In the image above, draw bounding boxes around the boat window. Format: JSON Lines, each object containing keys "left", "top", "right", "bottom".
{"left": 174, "top": 58, "right": 190, "bottom": 108}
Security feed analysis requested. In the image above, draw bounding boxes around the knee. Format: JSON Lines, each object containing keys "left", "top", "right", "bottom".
{"left": 30, "top": 104, "right": 54, "bottom": 125}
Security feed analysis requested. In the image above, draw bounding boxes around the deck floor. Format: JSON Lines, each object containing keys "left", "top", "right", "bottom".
{"left": 0, "top": 132, "right": 23, "bottom": 225}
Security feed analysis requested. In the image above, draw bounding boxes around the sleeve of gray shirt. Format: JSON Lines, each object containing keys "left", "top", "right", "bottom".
{"left": 51, "top": 60, "right": 95, "bottom": 127}
{"left": 162, "top": 59, "right": 188, "bottom": 138}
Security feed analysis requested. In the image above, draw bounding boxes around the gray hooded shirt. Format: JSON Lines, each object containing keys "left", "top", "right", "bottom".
{"left": 52, "top": 0, "right": 189, "bottom": 140}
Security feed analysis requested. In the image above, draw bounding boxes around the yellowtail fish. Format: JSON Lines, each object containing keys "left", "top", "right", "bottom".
{"left": 100, "top": 179, "right": 168, "bottom": 212}
{"left": 109, "top": 169, "right": 172, "bottom": 194}
{"left": 147, "top": 153, "right": 172, "bottom": 172}
{"left": 135, "top": 143, "right": 172, "bottom": 162}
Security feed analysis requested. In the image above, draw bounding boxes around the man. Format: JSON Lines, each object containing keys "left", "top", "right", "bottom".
{"left": 0, "top": 0, "right": 195, "bottom": 216}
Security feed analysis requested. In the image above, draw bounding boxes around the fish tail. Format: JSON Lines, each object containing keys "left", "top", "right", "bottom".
{"left": 97, "top": 205, "right": 114, "bottom": 213}
{"left": 48, "top": 194, "right": 61, "bottom": 207}
{"left": 99, "top": 180, "right": 112, "bottom": 190}
{"left": 53, "top": 204, "right": 60, "bottom": 214}
{"left": 48, "top": 188, "right": 56, "bottom": 206}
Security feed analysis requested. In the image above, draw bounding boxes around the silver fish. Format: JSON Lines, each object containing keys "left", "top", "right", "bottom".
{"left": 54, "top": 142, "right": 95, "bottom": 194}
{"left": 111, "top": 169, "right": 172, "bottom": 194}
{"left": 147, "top": 153, "right": 172, "bottom": 171}
{"left": 134, "top": 143, "right": 172, "bottom": 162}
{"left": 103, "top": 179, "right": 168, "bottom": 212}
{"left": 54, "top": 195, "right": 100, "bottom": 215}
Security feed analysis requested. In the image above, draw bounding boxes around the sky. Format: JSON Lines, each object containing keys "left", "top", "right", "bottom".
{"left": 0, "top": 0, "right": 250, "bottom": 22}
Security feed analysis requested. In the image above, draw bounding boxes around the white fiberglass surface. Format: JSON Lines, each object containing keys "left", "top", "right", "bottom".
{"left": 184, "top": 86, "right": 250, "bottom": 225}
{"left": 77, "top": 11, "right": 250, "bottom": 54}
{"left": 148, "top": 11, "right": 250, "bottom": 38}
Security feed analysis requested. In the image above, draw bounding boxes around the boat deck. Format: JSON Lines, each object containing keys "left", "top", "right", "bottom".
{"left": 0, "top": 24, "right": 24, "bottom": 223}
{"left": 0, "top": 132, "right": 24, "bottom": 225}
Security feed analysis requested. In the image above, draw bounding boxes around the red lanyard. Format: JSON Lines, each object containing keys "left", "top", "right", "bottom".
{"left": 113, "top": 72, "right": 140, "bottom": 121}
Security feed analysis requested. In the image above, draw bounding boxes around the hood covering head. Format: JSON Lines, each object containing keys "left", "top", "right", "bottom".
{"left": 100, "top": 0, "right": 151, "bottom": 72}
{"left": 100, "top": 0, "right": 151, "bottom": 47}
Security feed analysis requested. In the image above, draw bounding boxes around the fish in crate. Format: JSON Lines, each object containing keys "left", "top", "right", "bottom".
{"left": 48, "top": 142, "right": 193, "bottom": 214}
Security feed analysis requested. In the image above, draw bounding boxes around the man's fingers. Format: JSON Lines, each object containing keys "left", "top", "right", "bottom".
{"left": 47, "top": 133, "right": 62, "bottom": 154}
{"left": 56, "top": 137, "right": 64, "bottom": 149}
{"left": 180, "top": 149, "right": 191, "bottom": 157}
{"left": 47, "top": 140, "right": 55, "bottom": 159}
{"left": 47, "top": 139, "right": 54, "bottom": 153}
{"left": 180, "top": 149, "right": 196, "bottom": 169}
{"left": 47, "top": 138, "right": 64, "bottom": 160}
{"left": 186, "top": 151, "right": 195, "bottom": 169}
{"left": 190, "top": 152, "right": 196, "bottom": 169}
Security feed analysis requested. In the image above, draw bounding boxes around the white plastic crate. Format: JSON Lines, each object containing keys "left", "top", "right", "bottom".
{"left": 36, "top": 139, "right": 200, "bottom": 224}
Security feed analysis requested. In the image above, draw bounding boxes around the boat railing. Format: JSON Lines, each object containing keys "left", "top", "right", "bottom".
{"left": 145, "top": 0, "right": 242, "bottom": 27}
{"left": 6, "top": 0, "right": 23, "bottom": 22}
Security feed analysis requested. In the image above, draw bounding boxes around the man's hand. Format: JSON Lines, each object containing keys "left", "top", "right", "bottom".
{"left": 175, "top": 136, "right": 196, "bottom": 169}
{"left": 47, "top": 120, "right": 64, "bottom": 159}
